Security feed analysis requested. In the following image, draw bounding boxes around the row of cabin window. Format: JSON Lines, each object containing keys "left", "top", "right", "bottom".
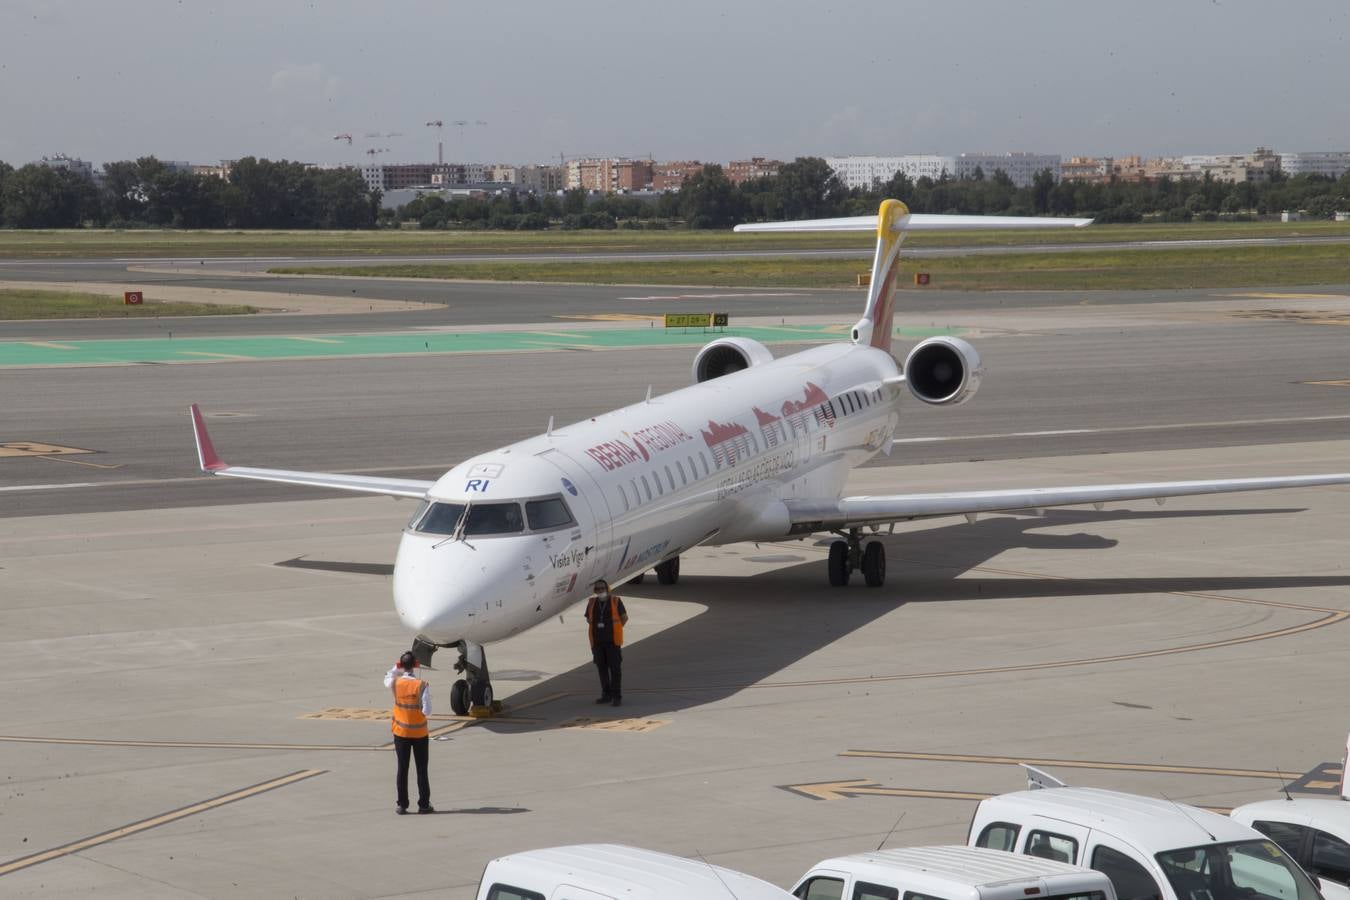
{"left": 613, "top": 387, "right": 881, "bottom": 513}
{"left": 615, "top": 450, "right": 713, "bottom": 512}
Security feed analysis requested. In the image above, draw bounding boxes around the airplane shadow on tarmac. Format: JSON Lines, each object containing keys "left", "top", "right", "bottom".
{"left": 279, "top": 506, "right": 1350, "bottom": 729}
{"left": 479, "top": 505, "right": 1350, "bottom": 730}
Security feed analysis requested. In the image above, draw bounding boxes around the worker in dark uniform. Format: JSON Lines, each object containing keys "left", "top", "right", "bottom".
{"left": 585, "top": 578, "right": 628, "bottom": 707}
{"left": 385, "top": 651, "right": 434, "bottom": 815}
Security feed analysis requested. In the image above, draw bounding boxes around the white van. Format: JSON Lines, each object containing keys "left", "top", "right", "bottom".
{"left": 1231, "top": 800, "right": 1350, "bottom": 900}
{"left": 968, "top": 786, "right": 1326, "bottom": 900}
{"left": 790, "top": 844, "right": 1119, "bottom": 900}
{"left": 474, "top": 843, "right": 797, "bottom": 900}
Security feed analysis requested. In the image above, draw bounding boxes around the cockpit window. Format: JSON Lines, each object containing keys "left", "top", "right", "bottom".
{"left": 414, "top": 501, "right": 465, "bottom": 535}
{"left": 525, "top": 496, "right": 575, "bottom": 531}
{"left": 412, "top": 502, "right": 524, "bottom": 536}
{"left": 462, "top": 503, "right": 524, "bottom": 535}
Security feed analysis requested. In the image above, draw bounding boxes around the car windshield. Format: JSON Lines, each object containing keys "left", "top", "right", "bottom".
{"left": 412, "top": 502, "right": 524, "bottom": 536}
{"left": 1156, "top": 840, "right": 1321, "bottom": 900}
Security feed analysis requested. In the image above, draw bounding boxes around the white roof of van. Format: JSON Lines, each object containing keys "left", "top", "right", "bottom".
{"left": 811, "top": 845, "right": 1107, "bottom": 885}
{"left": 481, "top": 844, "right": 795, "bottom": 899}
{"left": 1233, "top": 799, "right": 1350, "bottom": 834}
{"left": 982, "top": 788, "right": 1260, "bottom": 848}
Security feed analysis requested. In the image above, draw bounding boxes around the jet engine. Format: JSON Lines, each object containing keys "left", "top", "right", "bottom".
{"left": 903, "top": 336, "right": 983, "bottom": 405}
{"left": 692, "top": 337, "right": 774, "bottom": 384}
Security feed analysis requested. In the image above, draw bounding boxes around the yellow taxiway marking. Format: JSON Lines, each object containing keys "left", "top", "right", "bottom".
{"left": 839, "top": 750, "right": 1289, "bottom": 780}
{"left": 37, "top": 455, "right": 121, "bottom": 469}
{"left": 301, "top": 707, "right": 544, "bottom": 724}
{"left": 558, "top": 717, "right": 669, "bottom": 733}
{"left": 0, "top": 769, "right": 325, "bottom": 878}
{"left": 1304, "top": 380, "right": 1350, "bottom": 387}
{"left": 781, "top": 780, "right": 992, "bottom": 802}
{"left": 528, "top": 330, "right": 588, "bottom": 339}
{"left": 779, "top": 779, "right": 1231, "bottom": 812}
{"left": 24, "top": 341, "right": 79, "bottom": 350}
{"left": 288, "top": 336, "right": 343, "bottom": 344}
{"left": 0, "top": 441, "right": 93, "bottom": 458}
{"left": 177, "top": 350, "right": 255, "bottom": 360}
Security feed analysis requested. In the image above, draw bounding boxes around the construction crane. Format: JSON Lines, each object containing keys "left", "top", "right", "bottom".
{"left": 364, "top": 147, "right": 390, "bottom": 160}
{"left": 333, "top": 133, "right": 353, "bottom": 145}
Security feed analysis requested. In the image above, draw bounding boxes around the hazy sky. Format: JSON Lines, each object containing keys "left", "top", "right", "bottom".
{"left": 2, "top": 0, "right": 1348, "bottom": 168}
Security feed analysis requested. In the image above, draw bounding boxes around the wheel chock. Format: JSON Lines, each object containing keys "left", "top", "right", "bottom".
{"left": 469, "top": 700, "right": 505, "bottom": 719}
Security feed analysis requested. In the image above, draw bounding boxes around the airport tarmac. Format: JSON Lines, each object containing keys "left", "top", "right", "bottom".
{"left": 3, "top": 440, "right": 1350, "bottom": 897}
{"left": 3, "top": 282, "right": 1350, "bottom": 896}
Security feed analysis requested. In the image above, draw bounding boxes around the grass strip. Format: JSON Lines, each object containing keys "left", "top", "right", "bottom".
{"left": 2, "top": 221, "right": 1349, "bottom": 259}
{"left": 272, "top": 242, "right": 1350, "bottom": 291}
{"left": 0, "top": 288, "right": 256, "bottom": 319}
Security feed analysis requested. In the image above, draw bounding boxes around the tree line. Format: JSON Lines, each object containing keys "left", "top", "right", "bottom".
{"left": 3, "top": 153, "right": 1348, "bottom": 231}
{"left": 0, "top": 157, "right": 380, "bottom": 229}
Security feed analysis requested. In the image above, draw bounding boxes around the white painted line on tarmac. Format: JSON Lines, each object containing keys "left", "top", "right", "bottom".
{"left": 892, "top": 414, "right": 1350, "bottom": 445}
{"left": 0, "top": 482, "right": 99, "bottom": 492}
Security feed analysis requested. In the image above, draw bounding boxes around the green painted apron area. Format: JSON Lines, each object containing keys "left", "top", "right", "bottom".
{"left": 0, "top": 324, "right": 960, "bottom": 367}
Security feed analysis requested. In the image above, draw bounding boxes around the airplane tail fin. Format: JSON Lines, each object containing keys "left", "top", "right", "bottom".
{"left": 734, "top": 203, "right": 1091, "bottom": 354}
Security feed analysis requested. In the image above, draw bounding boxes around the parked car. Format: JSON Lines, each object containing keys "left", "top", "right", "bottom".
{"left": 1231, "top": 800, "right": 1350, "bottom": 900}
{"left": 791, "top": 843, "right": 1119, "bottom": 900}
{"left": 474, "top": 843, "right": 796, "bottom": 900}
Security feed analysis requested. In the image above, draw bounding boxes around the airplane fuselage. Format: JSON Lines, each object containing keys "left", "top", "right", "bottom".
{"left": 392, "top": 342, "right": 902, "bottom": 646}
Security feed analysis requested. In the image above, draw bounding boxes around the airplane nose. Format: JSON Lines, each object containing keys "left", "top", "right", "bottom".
{"left": 392, "top": 533, "right": 523, "bottom": 642}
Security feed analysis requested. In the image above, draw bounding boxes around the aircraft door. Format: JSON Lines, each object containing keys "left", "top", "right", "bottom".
{"left": 536, "top": 449, "right": 615, "bottom": 586}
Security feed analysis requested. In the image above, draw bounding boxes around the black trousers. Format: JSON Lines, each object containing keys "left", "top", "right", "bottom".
{"left": 592, "top": 642, "right": 622, "bottom": 697}
{"left": 393, "top": 735, "right": 431, "bottom": 810}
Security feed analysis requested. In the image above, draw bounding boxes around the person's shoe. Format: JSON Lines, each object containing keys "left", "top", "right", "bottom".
{"left": 594, "top": 695, "right": 612, "bottom": 704}
{"left": 395, "top": 806, "right": 408, "bottom": 816}
{"left": 417, "top": 805, "right": 435, "bottom": 815}
{"left": 611, "top": 696, "right": 622, "bottom": 707}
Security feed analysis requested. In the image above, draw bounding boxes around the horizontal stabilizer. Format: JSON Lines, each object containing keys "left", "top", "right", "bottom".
{"left": 734, "top": 213, "right": 1091, "bottom": 234}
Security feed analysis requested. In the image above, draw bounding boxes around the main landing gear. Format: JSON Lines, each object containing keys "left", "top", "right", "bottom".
{"left": 629, "top": 555, "right": 680, "bottom": 587}
{"left": 827, "top": 529, "right": 886, "bottom": 588}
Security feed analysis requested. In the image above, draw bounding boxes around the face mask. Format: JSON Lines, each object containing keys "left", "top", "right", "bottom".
{"left": 597, "top": 590, "right": 609, "bottom": 599}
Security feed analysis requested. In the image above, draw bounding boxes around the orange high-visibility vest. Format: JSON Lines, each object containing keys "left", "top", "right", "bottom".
{"left": 390, "top": 676, "right": 428, "bottom": 738}
{"left": 587, "top": 595, "right": 624, "bottom": 648}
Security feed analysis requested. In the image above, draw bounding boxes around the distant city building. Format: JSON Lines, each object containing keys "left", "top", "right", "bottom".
{"left": 564, "top": 158, "right": 653, "bottom": 192}
{"left": 516, "top": 164, "right": 564, "bottom": 193}
{"left": 491, "top": 165, "right": 519, "bottom": 184}
{"left": 652, "top": 160, "right": 704, "bottom": 192}
{"left": 726, "top": 157, "right": 783, "bottom": 184}
{"left": 1279, "top": 151, "right": 1350, "bottom": 179}
{"left": 825, "top": 155, "right": 954, "bottom": 190}
{"left": 36, "top": 154, "right": 94, "bottom": 179}
{"left": 1148, "top": 147, "right": 1280, "bottom": 184}
{"left": 1059, "top": 155, "right": 1147, "bottom": 184}
{"left": 955, "top": 153, "right": 1060, "bottom": 187}
{"left": 191, "top": 160, "right": 235, "bottom": 180}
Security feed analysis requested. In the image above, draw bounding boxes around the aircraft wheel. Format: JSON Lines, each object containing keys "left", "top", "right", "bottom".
{"left": 655, "top": 556, "right": 680, "bottom": 585}
{"left": 450, "top": 679, "right": 470, "bottom": 716}
{"left": 828, "top": 540, "right": 851, "bottom": 587}
{"left": 631, "top": 572, "right": 645, "bottom": 585}
{"left": 470, "top": 680, "right": 493, "bottom": 710}
{"left": 862, "top": 540, "right": 886, "bottom": 588}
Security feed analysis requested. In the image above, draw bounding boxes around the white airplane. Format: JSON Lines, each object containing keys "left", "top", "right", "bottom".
{"left": 189, "top": 200, "right": 1350, "bottom": 715}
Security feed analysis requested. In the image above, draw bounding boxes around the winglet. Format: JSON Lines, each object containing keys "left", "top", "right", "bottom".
{"left": 189, "top": 404, "right": 228, "bottom": 472}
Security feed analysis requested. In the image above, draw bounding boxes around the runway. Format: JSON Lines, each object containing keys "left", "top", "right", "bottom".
{"left": 3, "top": 277, "right": 1350, "bottom": 896}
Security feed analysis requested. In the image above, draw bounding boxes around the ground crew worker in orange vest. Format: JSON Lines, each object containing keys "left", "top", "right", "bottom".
{"left": 585, "top": 578, "right": 628, "bottom": 707}
{"left": 385, "top": 651, "right": 434, "bottom": 815}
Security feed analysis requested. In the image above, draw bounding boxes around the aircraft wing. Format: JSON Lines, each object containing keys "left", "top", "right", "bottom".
{"left": 785, "top": 472, "right": 1350, "bottom": 531}
{"left": 189, "top": 404, "right": 434, "bottom": 499}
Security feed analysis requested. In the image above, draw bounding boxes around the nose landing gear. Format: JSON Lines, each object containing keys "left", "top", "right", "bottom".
{"left": 441, "top": 639, "right": 497, "bottom": 717}
{"left": 827, "top": 530, "right": 886, "bottom": 588}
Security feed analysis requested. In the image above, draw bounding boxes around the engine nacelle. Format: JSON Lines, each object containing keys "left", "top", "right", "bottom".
{"left": 692, "top": 337, "right": 774, "bottom": 384}
{"left": 903, "top": 336, "right": 983, "bottom": 405}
